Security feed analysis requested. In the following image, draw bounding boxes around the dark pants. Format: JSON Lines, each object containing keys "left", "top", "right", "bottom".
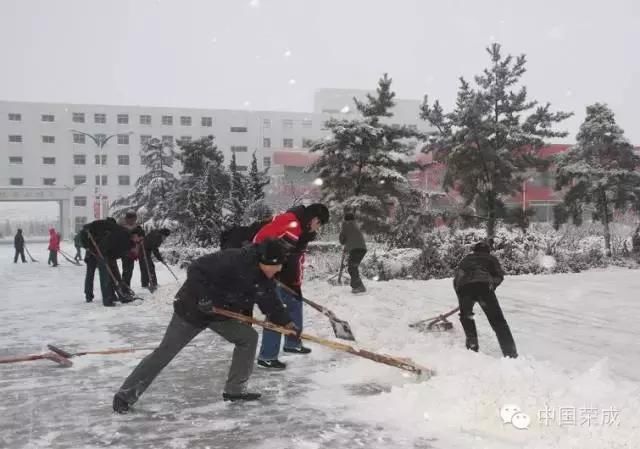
{"left": 457, "top": 282, "right": 518, "bottom": 358}
{"left": 116, "top": 313, "right": 258, "bottom": 405}
{"left": 97, "top": 257, "right": 122, "bottom": 306}
{"left": 48, "top": 250, "right": 58, "bottom": 266}
{"left": 14, "top": 248, "right": 26, "bottom": 263}
{"left": 84, "top": 254, "right": 97, "bottom": 301}
{"left": 122, "top": 256, "right": 135, "bottom": 287}
{"left": 348, "top": 249, "right": 367, "bottom": 289}
{"left": 140, "top": 250, "right": 157, "bottom": 288}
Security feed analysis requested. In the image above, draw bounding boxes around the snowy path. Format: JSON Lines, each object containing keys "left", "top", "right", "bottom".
{"left": 1, "top": 243, "right": 639, "bottom": 449}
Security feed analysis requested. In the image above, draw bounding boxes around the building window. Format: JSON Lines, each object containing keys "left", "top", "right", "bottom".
{"left": 283, "top": 138, "right": 294, "bottom": 148}
{"left": 162, "top": 115, "right": 173, "bottom": 126}
{"left": 95, "top": 175, "right": 108, "bottom": 186}
{"left": 10, "top": 178, "right": 23, "bottom": 186}
{"left": 263, "top": 157, "right": 271, "bottom": 168}
{"left": 74, "top": 196, "right": 87, "bottom": 207}
{"left": 117, "top": 134, "right": 130, "bottom": 145}
{"left": 201, "top": 116, "right": 213, "bottom": 127}
{"left": 117, "top": 114, "right": 129, "bottom": 124}
{"left": 43, "top": 157, "right": 56, "bottom": 165}
{"left": 140, "top": 135, "right": 152, "bottom": 146}
{"left": 8, "top": 113, "right": 21, "bottom": 121}
{"left": 179, "top": 136, "right": 192, "bottom": 144}
{"left": 72, "top": 112, "right": 85, "bottom": 123}
{"left": 43, "top": 178, "right": 56, "bottom": 186}
{"left": 118, "top": 175, "right": 131, "bottom": 186}
{"left": 9, "top": 135, "right": 22, "bottom": 143}
{"left": 73, "top": 133, "right": 86, "bottom": 144}
{"left": 162, "top": 135, "right": 174, "bottom": 145}
{"left": 74, "top": 175, "right": 87, "bottom": 185}
{"left": 282, "top": 119, "right": 294, "bottom": 129}
{"left": 118, "top": 155, "right": 130, "bottom": 165}
{"left": 263, "top": 138, "right": 271, "bottom": 148}
{"left": 302, "top": 119, "right": 312, "bottom": 129}
{"left": 231, "top": 146, "right": 248, "bottom": 153}
{"left": 408, "top": 124, "right": 418, "bottom": 131}
{"left": 73, "top": 154, "right": 86, "bottom": 165}
{"left": 302, "top": 138, "right": 314, "bottom": 148}
{"left": 236, "top": 165, "right": 248, "bottom": 172}
{"left": 94, "top": 113, "right": 106, "bottom": 124}
{"left": 180, "top": 116, "right": 192, "bottom": 126}
{"left": 41, "top": 114, "right": 55, "bottom": 122}
{"left": 75, "top": 216, "right": 87, "bottom": 232}
{"left": 263, "top": 119, "right": 271, "bottom": 128}
{"left": 95, "top": 154, "right": 107, "bottom": 165}
{"left": 42, "top": 135, "right": 55, "bottom": 144}
{"left": 140, "top": 114, "right": 152, "bottom": 125}
{"left": 9, "top": 156, "right": 23, "bottom": 164}
{"left": 230, "top": 126, "right": 247, "bottom": 132}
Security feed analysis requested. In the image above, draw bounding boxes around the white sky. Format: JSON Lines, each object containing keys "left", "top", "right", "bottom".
{"left": 1, "top": 0, "right": 639, "bottom": 141}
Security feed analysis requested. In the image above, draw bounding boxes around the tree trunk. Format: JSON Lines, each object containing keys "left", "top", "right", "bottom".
{"left": 486, "top": 190, "right": 496, "bottom": 239}
{"left": 601, "top": 192, "right": 612, "bottom": 257}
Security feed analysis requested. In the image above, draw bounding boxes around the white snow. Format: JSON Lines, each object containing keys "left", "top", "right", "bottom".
{"left": 1, "top": 242, "right": 639, "bottom": 448}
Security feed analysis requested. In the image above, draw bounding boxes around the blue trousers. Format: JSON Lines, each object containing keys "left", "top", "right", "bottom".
{"left": 258, "top": 285, "right": 303, "bottom": 360}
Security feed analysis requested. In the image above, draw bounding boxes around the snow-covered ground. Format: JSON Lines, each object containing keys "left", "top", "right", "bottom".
{"left": 1, "top": 243, "right": 639, "bottom": 449}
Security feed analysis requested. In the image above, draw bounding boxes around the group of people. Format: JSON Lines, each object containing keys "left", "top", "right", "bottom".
{"left": 78, "top": 211, "right": 171, "bottom": 307}
{"left": 12, "top": 227, "right": 65, "bottom": 266}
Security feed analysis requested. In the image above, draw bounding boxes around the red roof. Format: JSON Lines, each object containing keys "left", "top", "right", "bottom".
{"left": 272, "top": 151, "right": 320, "bottom": 167}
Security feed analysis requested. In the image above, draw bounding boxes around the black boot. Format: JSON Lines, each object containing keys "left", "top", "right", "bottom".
{"left": 112, "top": 394, "right": 130, "bottom": 414}
{"left": 459, "top": 315, "right": 479, "bottom": 352}
{"left": 222, "top": 392, "right": 261, "bottom": 402}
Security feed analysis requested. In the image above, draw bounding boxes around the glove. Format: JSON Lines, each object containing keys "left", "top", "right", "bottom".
{"left": 197, "top": 298, "right": 215, "bottom": 315}
{"left": 284, "top": 321, "right": 301, "bottom": 339}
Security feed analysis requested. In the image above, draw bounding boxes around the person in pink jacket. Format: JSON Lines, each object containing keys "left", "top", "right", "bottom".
{"left": 47, "top": 228, "right": 60, "bottom": 267}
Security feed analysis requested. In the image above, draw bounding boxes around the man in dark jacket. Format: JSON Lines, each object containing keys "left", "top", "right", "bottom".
{"left": 119, "top": 210, "right": 139, "bottom": 287}
{"left": 79, "top": 218, "right": 143, "bottom": 306}
{"left": 112, "top": 239, "right": 296, "bottom": 413}
{"left": 453, "top": 240, "right": 518, "bottom": 358}
{"left": 252, "top": 203, "right": 330, "bottom": 369}
{"left": 339, "top": 212, "right": 367, "bottom": 293}
{"left": 73, "top": 232, "right": 83, "bottom": 262}
{"left": 13, "top": 229, "right": 26, "bottom": 263}
{"left": 140, "top": 228, "right": 171, "bottom": 291}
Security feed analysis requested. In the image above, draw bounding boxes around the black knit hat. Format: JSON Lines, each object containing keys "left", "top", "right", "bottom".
{"left": 257, "top": 239, "right": 287, "bottom": 265}
{"left": 304, "top": 203, "right": 330, "bottom": 225}
{"left": 473, "top": 240, "right": 491, "bottom": 253}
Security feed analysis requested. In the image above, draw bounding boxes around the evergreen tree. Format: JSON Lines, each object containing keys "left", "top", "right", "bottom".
{"left": 228, "top": 152, "right": 249, "bottom": 226}
{"left": 111, "top": 137, "right": 177, "bottom": 222}
{"left": 420, "top": 43, "right": 572, "bottom": 237}
{"left": 177, "top": 135, "right": 223, "bottom": 177}
{"left": 309, "top": 74, "right": 421, "bottom": 234}
{"left": 555, "top": 103, "right": 640, "bottom": 255}
{"left": 248, "top": 151, "right": 269, "bottom": 202}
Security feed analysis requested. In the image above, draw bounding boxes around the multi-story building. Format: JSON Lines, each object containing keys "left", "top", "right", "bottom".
{"left": 0, "top": 90, "right": 428, "bottom": 232}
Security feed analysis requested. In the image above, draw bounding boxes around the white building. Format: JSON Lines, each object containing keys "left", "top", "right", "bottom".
{"left": 0, "top": 90, "right": 427, "bottom": 232}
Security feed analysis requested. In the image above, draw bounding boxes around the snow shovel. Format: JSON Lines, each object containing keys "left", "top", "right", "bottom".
{"left": 275, "top": 280, "right": 356, "bottom": 341}
{"left": 212, "top": 307, "right": 432, "bottom": 376}
{"left": 328, "top": 251, "right": 349, "bottom": 286}
{"left": 409, "top": 307, "right": 459, "bottom": 331}
{"left": 161, "top": 260, "right": 180, "bottom": 283}
{"left": 0, "top": 350, "right": 73, "bottom": 367}
{"left": 58, "top": 249, "right": 82, "bottom": 266}
{"left": 24, "top": 245, "right": 38, "bottom": 262}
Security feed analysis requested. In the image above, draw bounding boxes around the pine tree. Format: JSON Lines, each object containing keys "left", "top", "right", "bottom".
{"left": 421, "top": 43, "right": 572, "bottom": 237}
{"left": 309, "top": 74, "right": 421, "bottom": 234}
{"left": 555, "top": 103, "right": 640, "bottom": 256}
{"left": 177, "top": 135, "right": 223, "bottom": 177}
{"left": 228, "top": 152, "right": 249, "bottom": 226}
{"left": 111, "top": 137, "right": 177, "bottom": 222}
{"left": 248, "top": 151, "right": 269, "bottom": 202}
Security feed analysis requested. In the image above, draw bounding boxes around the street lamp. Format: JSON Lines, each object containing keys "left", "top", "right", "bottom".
{"left": 65, "top": 182, "right": 86, "bottom": 237}
{"left": 69, "top": 129, "right": 134, "bottom": 219}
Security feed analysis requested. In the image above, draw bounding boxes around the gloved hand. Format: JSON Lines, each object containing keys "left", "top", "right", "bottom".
{"left": 197, "top": 298, "right": 215, "bottom": 314}
{"left": 284, "top": 321, "right": 301, "bottom": 339}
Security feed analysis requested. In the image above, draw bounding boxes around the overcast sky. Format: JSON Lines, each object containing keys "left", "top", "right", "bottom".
{"left": 1, "top": 0, "right": 639, "bottom": 141}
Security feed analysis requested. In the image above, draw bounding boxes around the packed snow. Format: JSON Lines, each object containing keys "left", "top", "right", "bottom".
{"left": 1, "top": 242, "right": 639, "bottom": 449}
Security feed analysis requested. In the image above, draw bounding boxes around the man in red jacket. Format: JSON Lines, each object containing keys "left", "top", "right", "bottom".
{"left": 253, "top": 203, "right": 329, "bottom": 369}
{"left": 47, "top": 228, "right": 60, "bottom": 267}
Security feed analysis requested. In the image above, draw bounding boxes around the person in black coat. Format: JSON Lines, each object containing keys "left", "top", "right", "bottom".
{"left": 13, "top": 229, "right": 26, "bottom": 263}
{"left": 140, "top": 228, "right": 171, "bottom": 290}
{"left": 113, "top": 239, "right": 297, "bottom": 413}
{"left": 453, "top": 240, "right": 517, "bottom": 358}
{"left": 339, "top": 212, "right": 367, "bottom": 293}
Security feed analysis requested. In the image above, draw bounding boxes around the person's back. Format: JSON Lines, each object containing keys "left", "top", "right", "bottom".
{"left": 14, "top": 230, "right": 24, "bottom": 249}
{"left": 454, "top": 250, "right": 504, "bottom": 292}
{"left": 339, "top": 220, "right": 366, "bottom": 252}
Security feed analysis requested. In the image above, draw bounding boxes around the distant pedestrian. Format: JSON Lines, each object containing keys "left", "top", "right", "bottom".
{"left": 13, "top": 229, "right": 26, "bottom": 263}
{"left": 339, "top": 212, "right": 367, "bottom": 293}
{"left": 47, "top": 228, "right": 60, "bottom": 267}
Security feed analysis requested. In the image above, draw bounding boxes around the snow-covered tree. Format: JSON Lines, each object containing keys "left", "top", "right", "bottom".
{"left": 227, "top": 152, "right": 249, "bottom": 226}
{"left": 177, "top": 135, "right": 223, "bottom": 177}
{"left": 111, "top": 137, "right": 177, "bottom": 222}
{"left": 309, "top": 74, "right": 421, "bottom": 234}
{"left": 555, "top": 103, "right": 640, "bottom": 255}
{"left": 248, "top": 151, "right": 269, "bottom": 202}
{"left": 421, "top": 43, "right": 572, "bottom": 237}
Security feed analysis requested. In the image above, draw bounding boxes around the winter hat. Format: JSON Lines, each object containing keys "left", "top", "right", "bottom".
{"left": 473, "top": 240, "right": 491, "bottom": 253}
{"left": 130, "top": 226, "right": 145, "bottom": 237}
{"left": 344, "top": 212, "right": 355, "bottom": 221}
{"left": 125, "top": 210, "right": 137, "bottom": 219}
{"left": 257, "top": 239, "right": 287, "bottom": 265}
{"left": 304, "top": 203, "right": 330, "bottom": 225}
{"left": 159, "top": 228, "right": 171, "bottom": 237}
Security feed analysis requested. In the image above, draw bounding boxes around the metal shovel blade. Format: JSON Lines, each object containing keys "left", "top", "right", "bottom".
{"left": 331, "top": 318, "right": 356, "bottom": 341}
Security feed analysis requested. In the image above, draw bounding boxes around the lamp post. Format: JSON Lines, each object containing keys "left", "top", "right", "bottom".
{"left": 65, "top": 182, "right": 86, "bottom": 237}
{"left": 70, "top": 130, "right": 133, "bottom": 219}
